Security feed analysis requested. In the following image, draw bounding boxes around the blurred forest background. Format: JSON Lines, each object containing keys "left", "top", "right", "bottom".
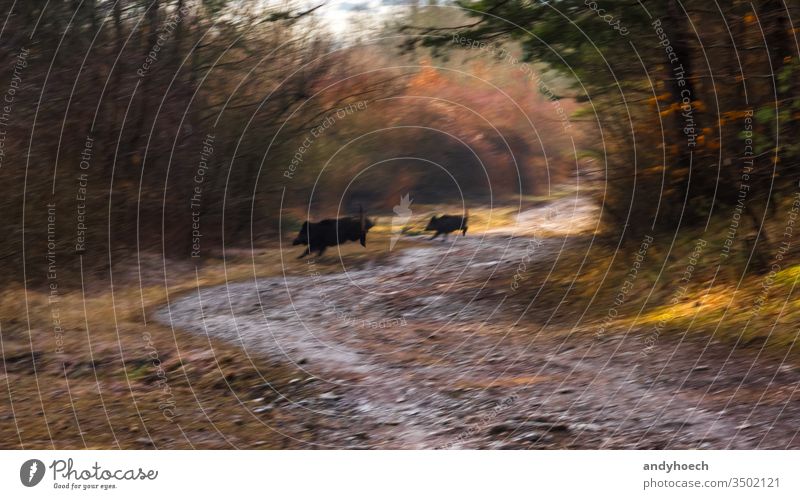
{"left": 0, "top": 0, "right": 579, "bottom": 284}
{"left": 3, "top": 0, "right": 800, "bottom": 450}
{"left": 1, "top": 0, "right": 799, "bottom": 279}
{"left": 447, "top": 0, "right": 800, "bottom": 236}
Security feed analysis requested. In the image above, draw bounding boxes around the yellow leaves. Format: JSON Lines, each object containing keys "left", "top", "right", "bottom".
{"left": 775, "top": 264, "right": 800, "bottom": 285}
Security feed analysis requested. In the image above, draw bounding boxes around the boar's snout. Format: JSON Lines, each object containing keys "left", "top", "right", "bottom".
{"left": 425, "top": 216, "right": 438, "bottom": 231}
{"left": 293, "top": 222, "right": 309, "bottom": 245}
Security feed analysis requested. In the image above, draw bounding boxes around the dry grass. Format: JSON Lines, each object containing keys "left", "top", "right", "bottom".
{"left": 0, "top": 247, "right": 363, "bottom": 449}
{"left": 524, "top": 215, "right": 800, "bottom": 354}
{"left": 3, "top": 198, "right": 798, "bottom": 449}
{"left": 0, "top": 215, "right": 467, "bottom": 449}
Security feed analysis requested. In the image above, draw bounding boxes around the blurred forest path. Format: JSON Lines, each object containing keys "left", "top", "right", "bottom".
{"left": 158, "top": 197, "right": 800, "bottom": 449}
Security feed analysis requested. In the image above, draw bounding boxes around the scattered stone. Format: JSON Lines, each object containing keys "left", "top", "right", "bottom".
{"left": 517, "top": 431, "right": 552, "bottom": 443}
{"left": 319, "top": 392, "right": 342, "bottom": 401}
{"left": 254, "top": 404, "right": 275, "bottom": 413}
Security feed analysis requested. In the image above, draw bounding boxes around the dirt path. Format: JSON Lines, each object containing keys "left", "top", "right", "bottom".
{"left": 156, "top": 198, "right": 800, "bottom": 449}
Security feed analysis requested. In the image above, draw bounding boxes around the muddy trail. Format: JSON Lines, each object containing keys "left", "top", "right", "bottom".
{"left": 157, "top": 199, "right": 800, "bottom": 449}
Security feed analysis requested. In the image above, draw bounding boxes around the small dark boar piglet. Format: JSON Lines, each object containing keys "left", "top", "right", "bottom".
{"left": 425, "top": 209, "right": 468, "bottom": 240}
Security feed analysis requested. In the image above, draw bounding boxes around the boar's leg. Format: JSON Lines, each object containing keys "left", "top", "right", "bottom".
{"left": 462, "top": 225, "right": 468, "bottom": 236}
{"left": 429, "top": 231, "right": 440, "bottom": 240}
{"left": 297, "top": 247, "right": 310, "bottom": 259}
{"left": 317, "top": 246, "right": 327, "bottom": 257}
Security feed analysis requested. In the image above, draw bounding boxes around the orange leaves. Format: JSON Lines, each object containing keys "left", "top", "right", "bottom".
{"left": 659, "top": 101, "right": 682, "bottom": 117}
{"left": 408, "top": 60, "right": 445, "bottom": 90}
{"left": 646, "top": 93, "right": 672, "bottom": 107}
{"left": 667, "top": 143, "right": 680, "bottom": 157}
{"left": 643, "top": 164, "right": 665, "bottom": 175}
{"left": 722, "top": 110, "right": 753, "bottom": 121}
{"left": 655, "top": 99, "right": 705, "bottom": 117}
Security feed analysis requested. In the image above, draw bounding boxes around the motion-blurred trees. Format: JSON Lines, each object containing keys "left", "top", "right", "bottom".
{"left": 0, "top": 1, "right": 369, "bottom": 280}
{"left": 437, "top": 0, "right": 800, "bottom": 241}
{"left": 292, "top": 54, "right": 577, "bottom": 214}
{"left": 0, "top": 0, "right": 587, "bottom": 284}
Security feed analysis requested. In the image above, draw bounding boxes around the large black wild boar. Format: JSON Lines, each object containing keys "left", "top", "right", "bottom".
{"left": 293, "top": 206, "right": 374, "bottom": 258}
{"left": 425, "top": 208, "right": 468, "bottom": 240}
